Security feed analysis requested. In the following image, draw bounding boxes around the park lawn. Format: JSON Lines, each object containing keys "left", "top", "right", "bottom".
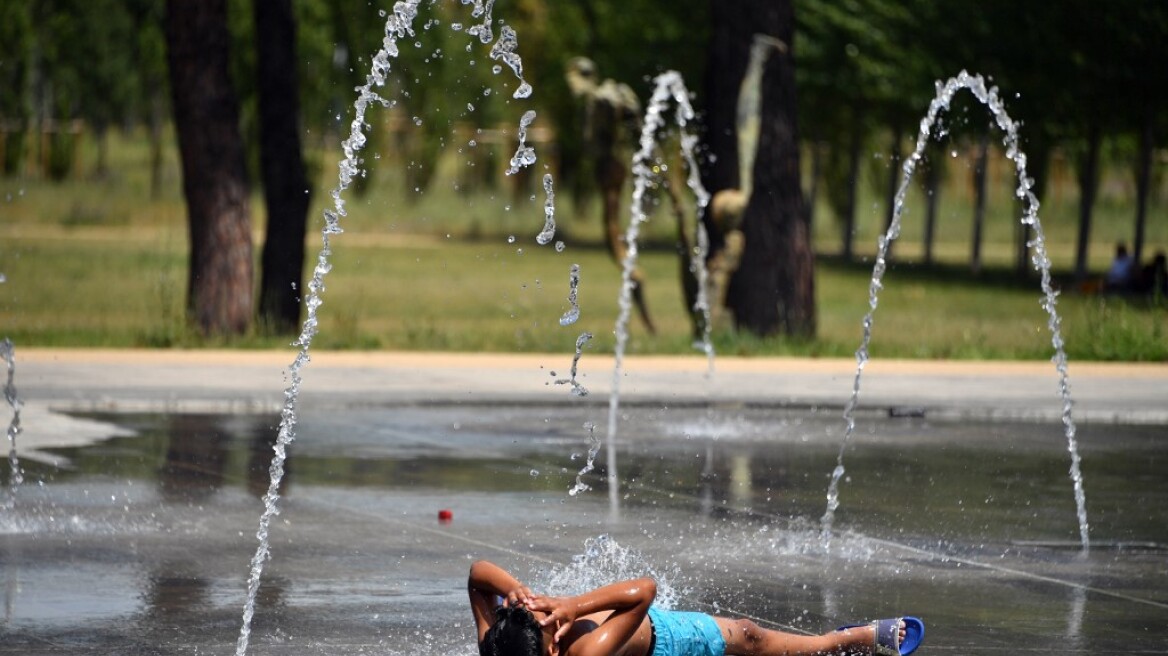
{"left": 1, "top": 127, "right": 1165, "bottom": 360}
{"left": 1, "top": 219, "right": 1164, "bottom": 361}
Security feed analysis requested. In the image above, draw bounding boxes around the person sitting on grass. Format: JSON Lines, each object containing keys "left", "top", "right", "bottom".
{"left": 468, "top": 559, "right": 925, "bottom": 656}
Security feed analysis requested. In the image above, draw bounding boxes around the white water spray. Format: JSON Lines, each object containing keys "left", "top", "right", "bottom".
{"left": 506, "top": 110, "right": 538, "bottom": 175}
{"left": 539, "top": 535, "right": 684, "bottom": 610}
{"left": 237, "top": 4, "right": 547, "bottom": 650}
{"left": 537, "top": 173, "right": 557, "bottom": 245}
{"left": 0, "top": 338, "right": 22, "bottom": 509}
{"left": 819, "top": 71, "right": 1089, "bottom": 553}
{"left": 605, "top": 71, "right": 712, "bottom": 508}
{"left": 555, "top": 331, "right": 592, "bottom": 397}
{"left": 559, "top": 263, "right": 581, "bottom": 326}
{"left": 568, "top": 421, "right": 601, "bottom": 497}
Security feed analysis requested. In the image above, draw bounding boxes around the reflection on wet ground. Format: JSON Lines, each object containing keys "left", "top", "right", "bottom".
{"left": 2, "top": 405, "right": 1166, "bottom": 655}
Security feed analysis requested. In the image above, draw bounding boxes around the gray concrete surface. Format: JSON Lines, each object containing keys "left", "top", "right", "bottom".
{"left": 2, "top": 349, "right": 1166, "bottom": 656}
{"left": 15, "top": 348, "right": 1168, "bottom": 422}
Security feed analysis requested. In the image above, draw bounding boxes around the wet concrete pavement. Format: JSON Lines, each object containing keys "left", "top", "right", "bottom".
{"left": 2, "top": 350, "right": 1167, "bottom": 655}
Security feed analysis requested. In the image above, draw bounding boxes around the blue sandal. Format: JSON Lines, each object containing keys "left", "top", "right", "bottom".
{"left": 836, "top": 616, "right": 925, "bottom": 656}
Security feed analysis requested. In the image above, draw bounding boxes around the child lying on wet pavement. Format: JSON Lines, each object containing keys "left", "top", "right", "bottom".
{"left": 468, "top": 560, "right": 924, "bottom": 656}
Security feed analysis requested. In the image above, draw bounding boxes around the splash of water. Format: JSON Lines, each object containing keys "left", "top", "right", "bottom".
{"left": 235, "top": 2, "right": 423, "bottom": 654}
{"left": 819, "top": 71, "right": 1089, "bottom": 553}
{"left": 0, "top": 338, "right": 23, "bottom": 509}
{"left": 461, "top": 0, "right": 496, "bottom": 44}
{"left": 691, "top": 216, "right": 714, "bottom": 368}
{"left": 536, "top": 173, "right": 557, "bottom": 245}
{"left": 555, "top": 331, "right": 592, "bottom": 397}
{"left": 606, "top": 71, "right": 712, "bottom": 505}
{"left": 538, "top": 535, "right": 684, "bottom": 610}
{"left": 559, "top": 263, "right": 580, "bottom": 326}
{"left": 506, "top": 110, "right": 538, "bottom": 175}
{"left": 488, "top": 24, "right": 533, "bottom": 99}
{"left": 238, "top": 3, "right": 546, "bottom": 650}
{"left": 568, "top": 421, "right": 600, "bottom": 496}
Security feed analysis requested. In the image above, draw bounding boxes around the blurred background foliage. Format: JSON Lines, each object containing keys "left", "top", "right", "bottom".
{"left": 3, "top": 0, "right": 1163, "bottom": 227}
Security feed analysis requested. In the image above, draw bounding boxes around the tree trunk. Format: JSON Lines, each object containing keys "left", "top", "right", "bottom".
{"left": 93, "top": 120, "right": 110, "bottom": 179}
{"left": 255, "top": 0, "right": 311, "bottom": 334}
{"left": 165, "top": 0, "right": 253, "bottom": 336}
{"left": 805, "top": 140, "right": 822, "bottom": 228}
{"left": 970, "top": 131, "right": 990, "bottom": 275}
{"left": 149, "top": 90, "right": 165, "bottom": 200}
{"left": 922, "top": 152, "right": 941, "bottom": 266}
{"left": 726, "top": 0, "right": 814, "bottom": 337}
{"left": 1133, "top": 114, "right": 1153, "bottom": 265}
{"left": 882, "top": 124, "right": 903, "bottom": 261}
{"left": 699, "top": 0, "right": 754, "bottom": 257}
{"left": 1073, "top": 125, "right": 1102, "bottom": 283}
{"left": 840, "top": 120, "right": 861, "bottom": 262}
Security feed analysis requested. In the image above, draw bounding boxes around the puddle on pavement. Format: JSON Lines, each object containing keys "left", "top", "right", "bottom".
{"left": 3, "top": 406, "right": 1166, "bottom": 655}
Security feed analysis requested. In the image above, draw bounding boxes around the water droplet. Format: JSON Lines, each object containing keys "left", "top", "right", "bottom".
{"left": 507, "top": 235, "right": 516, "bottom": 243}
{"left": 492, "top": 64, "right": 502, "bottom": 74}
{"left": 529, "top": 469, "right": 539, "bottom": 477}
{"left": 555, "top": 241, "right": 565, "bottom": 252}
{"left": 466, "top": 103, "right": 475, "bottom": 112}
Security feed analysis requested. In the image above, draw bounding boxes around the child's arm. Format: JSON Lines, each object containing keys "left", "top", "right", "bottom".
{"left": 468, "top": 560, "right": 535, "bottom": 643}
{"left": 528, "top": 577, "right": 657, "bottom": 656}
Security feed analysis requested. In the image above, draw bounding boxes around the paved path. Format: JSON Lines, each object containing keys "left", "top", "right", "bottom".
{"left": 15, "top": 348, "right": 1167, "bottom": 424}
{"left": 4, "top": 348, "right": 1167, "bottom": 656}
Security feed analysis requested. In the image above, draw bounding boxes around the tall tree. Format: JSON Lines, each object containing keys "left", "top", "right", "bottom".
{"left": 969, "top": 131, "right": 990, "bottom": 275}
{"left": 796, "top": 0, "right": 921, "bottom": 263}
{"left": 0, "top": 0, "right": 32, "bottom": 176}
{"left": 126, "top": 0, "right": 169, "bottom": 199}
{"left": 698, "top": 0, "right": 753, "bottom": 262}
{"left": 165, "top": 0, "right": 253, "bottom": 335}
{"left": 1072, "top": 124, "right": 1102, "bottom": 283}
{"left": 717, "top": 0, "right": 814, "bottom": 337}
{"left": 254, "top": 0, "right": 310, "bottom": 333}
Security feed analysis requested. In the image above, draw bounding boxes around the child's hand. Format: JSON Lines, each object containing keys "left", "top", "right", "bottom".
{"left": 504, "top": 585, "right": 535, "bottom": 608}
{"left": 528, "top": 595, "right": 576, "bottom": 643}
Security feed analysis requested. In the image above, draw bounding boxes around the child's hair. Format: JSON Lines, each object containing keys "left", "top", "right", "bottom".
{"left": 480, "top": 605, "right": 543, "bottom": 656}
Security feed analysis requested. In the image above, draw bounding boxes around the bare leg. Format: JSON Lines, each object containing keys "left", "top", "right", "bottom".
{"left": 715, "top": 618, "right": 906, "bottom": 656}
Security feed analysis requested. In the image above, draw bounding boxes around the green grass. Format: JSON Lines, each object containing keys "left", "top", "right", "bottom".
{"left": 0, "top": 126, "right": 1165, "bottom": 361}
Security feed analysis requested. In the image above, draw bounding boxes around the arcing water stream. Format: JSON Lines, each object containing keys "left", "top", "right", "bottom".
{"left": 818, "top": 71, "right": 1090, "bottom": 552}
{"left": 235, "top": 1, "right": 546, "bottom": 653}
{"left": 604, "top": 71, "right": 712, "bottom": 512}
{"left": 233, "top": 11, "right": 1092, "bottom": 652}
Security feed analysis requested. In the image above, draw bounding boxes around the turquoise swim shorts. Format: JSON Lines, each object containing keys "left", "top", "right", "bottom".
{"left": 647, "top": 607, "right": 727, "bottom": 656}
